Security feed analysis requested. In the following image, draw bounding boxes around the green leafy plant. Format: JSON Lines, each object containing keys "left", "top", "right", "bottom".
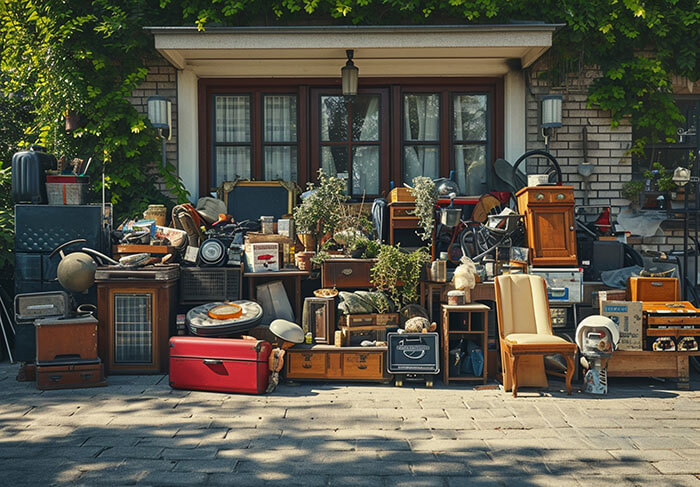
{"left": 348, "top": 237, "right": 381, "bottom": 259}
{"left": 0, "top": 166, "right": 14, "bottom": 275}
{"left": 293, "top": 169, "right": 348, "bottom": 252}
{"left": 408, "top": 177, "right": 437, "bottom": 242}
{"left": 644, "top": 162, "right": 678, "bottom": 192}
{"left": 622, "top": 180, "right": 645, "bottom": 204}
{"left": 371, "top": 245, "right": 429, "bottom": 311}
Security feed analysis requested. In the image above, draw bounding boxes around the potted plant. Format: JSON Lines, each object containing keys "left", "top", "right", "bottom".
{"left": 622, "top": 180, "right": 645, "bottom": 209}
{"left": 348, "top": 237, "right": 381, "bottom": 259}
{"left": 371, "top": 244, "right": 429, "bottom": 312}
{"left": 293, "top": 170, "right": 348, "bottom": 252}
{"left": 407, "top": 176, "right": 438, "bottom": 242}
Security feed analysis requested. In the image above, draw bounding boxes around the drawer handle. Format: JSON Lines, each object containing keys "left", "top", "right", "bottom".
{"left": 341, "top": 268, "right": 353, "bottom": 276}
{"left": 651, "top": 282, "right": 664, "bottom": 287}
{"left": 203, "top": 359, "right": 223, "bottom": 365}
{"left": 302, "top": 363, "right": 313, "bottom": 369}
{"left": 80, "top": 373, "right": 94, "bottom": 380}
{"left": 357, "top": 364, "right": 367, "bottom": 370}
{"left": 50, "top": 375, "right": 62, "bottom": 383}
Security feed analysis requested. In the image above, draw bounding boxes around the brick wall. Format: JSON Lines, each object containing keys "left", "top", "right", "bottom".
{"left": 525, "top": 60, "right": 688, "bottom": 254}
{"left": 128, "top": 55, "right": 178, "bottom": 193}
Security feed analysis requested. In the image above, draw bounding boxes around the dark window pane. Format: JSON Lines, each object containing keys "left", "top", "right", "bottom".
{"left": 264, "top": 95, "right": 297, "bottom": 143}
{"left": 321, "top": 96, "right": 348, "bottom": 142}
{"left": 352, "top": 145, "right": 380, "bottom": 196}
{"left": 453, "top": 95, "right": 487, "bottom": 141}
{"left": 351, "top": 95, "right": 380, "bottom": 141}
{"left": 454, "top": 144, "right": 487, "bottom": 195}
{"left": 404, "top": 94, "right": 439, "bottom": 141}
{"left": 403, "top": 146, "right": 440, "bottom": 183}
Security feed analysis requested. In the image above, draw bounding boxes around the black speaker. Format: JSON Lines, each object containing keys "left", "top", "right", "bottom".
{"left": 198, "top": 238, "right": 227, "bottom": 267}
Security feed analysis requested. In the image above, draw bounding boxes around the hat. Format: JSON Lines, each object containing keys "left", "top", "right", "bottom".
{"left": 196, "top": 197, "right": 227, "bottom": 224}
{"left": 269, "top": 319, "right": 304, "bottom": 344}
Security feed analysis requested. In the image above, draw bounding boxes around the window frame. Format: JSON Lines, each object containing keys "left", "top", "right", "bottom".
{"left": 199, "top": 78, "right": 503, "bottom": 197}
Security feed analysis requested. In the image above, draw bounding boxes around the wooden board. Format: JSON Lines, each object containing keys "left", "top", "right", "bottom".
{"left": 607, "top": 350, "right": 698, "bottom": 389}
{"left": 113, "top": 244, "right": 175, "bottom": 255}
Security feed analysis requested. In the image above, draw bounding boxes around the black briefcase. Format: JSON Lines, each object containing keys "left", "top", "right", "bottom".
{"left": 387, "top": 332, "right": 440, "bottom": 374}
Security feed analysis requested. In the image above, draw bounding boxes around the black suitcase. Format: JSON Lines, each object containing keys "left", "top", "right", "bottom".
{"left": 387, "top": 332, "right": 440, "bottom": 374}
{"left": 11, "top": 146, "right": 57, "bottom": 204}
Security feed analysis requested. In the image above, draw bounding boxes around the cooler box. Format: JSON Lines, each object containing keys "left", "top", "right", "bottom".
{"left": 169, "top": 337, "right": 271, "bottom": 394}
{"left": 530, "top": 268, "right": 583, "bottom": 304}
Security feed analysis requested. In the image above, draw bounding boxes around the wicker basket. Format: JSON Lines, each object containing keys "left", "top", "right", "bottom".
{"left": 179, "top": 266, "right": 242, "bottom": 304}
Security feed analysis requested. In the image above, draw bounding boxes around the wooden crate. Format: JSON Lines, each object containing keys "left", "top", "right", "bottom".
{"left": 389, "top": 187, "right": 416, "bottom": 203}
{"left": 607, "top": 350, "right": 699, "bottom": 389}
{"left": 340, "top": 313, "right": 399, "bottom": 328}
{"left": 628, "top": 277, "right": 680, "bottom": 302}
{"left": 285, "top": 345, "right": 390, "bottom": 382}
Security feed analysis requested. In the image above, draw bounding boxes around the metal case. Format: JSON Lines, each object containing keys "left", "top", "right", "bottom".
{"left": 14, "top": 291, "right": 71, "bottom": 323}
{"left": 387, "top": 332, "right": 440, "bottom": 374}
{"left": 530, "top": 267, "right": 583, "bottom": 304}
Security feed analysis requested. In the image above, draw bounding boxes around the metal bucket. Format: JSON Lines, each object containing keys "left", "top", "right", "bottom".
{"left": 440, "top": 208, "right": 461, "bottom": 227}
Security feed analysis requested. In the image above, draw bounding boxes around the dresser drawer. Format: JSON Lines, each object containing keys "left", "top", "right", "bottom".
{"left": 287, "top": 351, "right": 327, "bottom": 378}
{"left": 342, "top": 352, "right": 384, "bottom": 379}
{"left": 321, "top": 259, "right": 376, "bottom": 289}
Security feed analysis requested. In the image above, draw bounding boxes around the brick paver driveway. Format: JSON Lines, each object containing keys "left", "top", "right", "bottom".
{"left": 1, "top": 362, "right": 699, "bottom": 486}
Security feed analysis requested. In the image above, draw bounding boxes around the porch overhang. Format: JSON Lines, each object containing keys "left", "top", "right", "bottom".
{"left": 146, "top": 24, "right": 561, "bottom": 77}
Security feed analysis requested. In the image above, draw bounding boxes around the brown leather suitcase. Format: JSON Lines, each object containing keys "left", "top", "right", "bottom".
{"left": 36, "top": 360, "right": 107, "bottom": 390}
{"left": 35, "top": 315, "right": 98, "bottom": 363}
{"left": 627, "top": 277, "right": 680, "bottom": 302}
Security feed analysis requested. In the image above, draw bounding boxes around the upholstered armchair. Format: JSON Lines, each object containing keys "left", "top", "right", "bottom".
{"left": 494, "top": 274, "right": 576, "bottom": 397}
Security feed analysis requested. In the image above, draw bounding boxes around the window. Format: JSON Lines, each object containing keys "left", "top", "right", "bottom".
{"left": 632, "top": 97, "right": 699, "bottom": 179}
{"left": 210, "top": 91, "right": 299, "bottom": 189}
{"left": 201, "top": 79, "right": 501, "bottom": 197}
{"left": 401, "top": 91, "right": 490, "bottom": 195}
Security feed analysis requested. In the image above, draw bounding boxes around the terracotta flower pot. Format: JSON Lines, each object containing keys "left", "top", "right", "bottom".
{"left": 298, "top": 233, "right": 316, "bottom": 251}
{"left": 295, "top": 251, "right": 315, "bottom": 271}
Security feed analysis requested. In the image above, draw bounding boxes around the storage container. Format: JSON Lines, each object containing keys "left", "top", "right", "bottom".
{"left": 389, "top": 187, "right": 416, "bottom": 203}
{"left": 387, "top": 332, "right": 440, "bottom": 374}
{"left": 14, "top": 291, "right": 72, "bottom": 323}
{"left": 34, "top": 315, "right": 98, "bottom": 364}
{"left": 260, "top": 216, "right": 274, "bottom": 234}
{"left": 36, "top": 359, "right": 106, "bottom": 390}
{"left": 11, "top": 146, "right": 57, "bottom": 204}
{"left": 46, "top": 175, "right": 90, "bottom": 205}
{"left": 169, "top": 337, "right": 271, "bottom": 394}
{"left": 530, "top": 267, "right": 583, "bottom": 304}
{"left": 627, "top": 276, "right": 680, "bottom": 302}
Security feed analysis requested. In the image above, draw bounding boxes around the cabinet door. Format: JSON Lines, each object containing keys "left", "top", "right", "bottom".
{"left": 529, "top": 207, "right": 577, "bottom": 265}
{"left": 110, "top": 290, "right": 156, "bottom": 368}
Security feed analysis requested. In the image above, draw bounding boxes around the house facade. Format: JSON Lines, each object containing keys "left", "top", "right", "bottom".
{"left": 135, "top": 25, "right": 699, "bottom": 253}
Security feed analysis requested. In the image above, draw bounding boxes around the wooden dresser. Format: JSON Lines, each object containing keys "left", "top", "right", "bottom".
{"left": 516, "top": 186, "right": 577, "bottom": 266}
{"left": 285, "top": 345, "right": 390, "bottom": 382}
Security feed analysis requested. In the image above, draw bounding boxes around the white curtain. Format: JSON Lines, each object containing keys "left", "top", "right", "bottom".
{"left": 352, "top": 96, "right": 380, "bottom": 195}
{"left": 403, "top": 94, "right": 440, "bottom": 183}
{"left": 263, "top": 95, "right": 297, "bottom": 181}
{"left": 214, "top": 95, "right": 251, "bottom": 186}
{"left": 453, "top": 95, "right": 488, "bottom": 195}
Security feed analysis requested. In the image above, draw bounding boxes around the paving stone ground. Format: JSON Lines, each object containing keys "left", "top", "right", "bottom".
{"left": 1, "top": 362, "right": 700, "bottom": 486}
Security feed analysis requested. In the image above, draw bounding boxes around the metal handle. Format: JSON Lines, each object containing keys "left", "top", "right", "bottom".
{"left": 49, "top": 239, "right": 87, "bottom": 259}
{"left": 341, "top": 268, "right": 353, "bottom": 276}
{"left": 203, "top": 359, "right": 223, "bottom": 365}
{"left": 357, "top": 364, "right": 367, "bottom": 369}
{"left": 302, "top": 363, "right": 313, "bottom": 369}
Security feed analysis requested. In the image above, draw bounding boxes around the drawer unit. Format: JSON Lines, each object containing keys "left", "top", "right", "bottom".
{"left": 285, "top": 346, "right": 390, "bottom": 382}
{"left": 340, "top": 313, "right": 399, "bottom": 327}
{"left": 627, "top": 277, "right": 680, "bottom": 302}
{"left": 321, "top": 258, "right": 376, "bottom": 289}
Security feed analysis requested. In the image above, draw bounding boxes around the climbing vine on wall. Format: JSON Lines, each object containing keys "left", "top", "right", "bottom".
{"left": 1, "top": 0, "right": 698, "bottom": 224}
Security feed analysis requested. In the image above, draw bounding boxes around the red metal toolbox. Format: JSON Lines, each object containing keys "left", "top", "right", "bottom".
{"left": 169, "top": 337, "right": 271, "bottom": 394}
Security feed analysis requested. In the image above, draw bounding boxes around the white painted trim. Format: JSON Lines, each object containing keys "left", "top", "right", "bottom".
{"left": 176, "top": 69, "right": 199, "bottom": 201}
{"left": 504, "top": 70, "right": 526, "bottom": 162}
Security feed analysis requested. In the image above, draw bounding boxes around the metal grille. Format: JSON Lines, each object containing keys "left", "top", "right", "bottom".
{"left": 113, "top": 293, "right": 152, "bottom": 364}
{"left": 179, "top": 267, "right": 241, "bottom": 304}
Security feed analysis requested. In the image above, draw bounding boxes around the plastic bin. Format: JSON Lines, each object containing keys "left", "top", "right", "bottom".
{"left": 46, "top": 175, "right": 90, "bottom": 205}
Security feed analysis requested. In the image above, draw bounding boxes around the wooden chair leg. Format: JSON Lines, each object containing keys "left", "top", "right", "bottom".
{"left": 511, "top": 355, "right": 520, "bottom": 398}
{"left": 564, "top": 353, "right": 575, "bottom": 395}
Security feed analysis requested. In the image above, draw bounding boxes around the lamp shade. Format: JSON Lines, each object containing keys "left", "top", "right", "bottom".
{"left": 147, "top": 96, "right": 171, "bottom": 130}
{"left": 541, "top": 95, "right": 563, "bottom": 129}
{"left": 341, "top": 50, "right": 358, "bottom": 97}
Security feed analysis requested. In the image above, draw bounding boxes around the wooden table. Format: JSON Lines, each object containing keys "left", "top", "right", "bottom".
{"left": 441, "top": 303, "right": 490, "bottom": 385}
{"left": 244, "top": 269, "right": 309, "bottom": 321}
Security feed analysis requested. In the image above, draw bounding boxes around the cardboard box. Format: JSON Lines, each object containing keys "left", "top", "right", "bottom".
{"left": 601, "top": 300, "right": 643, "bottom": 351}
{"left": 245, "top": 243, "right": 280, "bottom": 272}
{"left": 596, "top": 289, "right": 627, "bottom": 309}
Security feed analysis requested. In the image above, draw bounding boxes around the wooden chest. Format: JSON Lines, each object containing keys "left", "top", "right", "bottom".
{"left": 340, "top": 313, "right": 399, "bottom": 327}
{"left": 515, "top": 186, "right": 577, "bottom": 266}
{"left": 36, "top": 360, "right": 107, "bottom": 390}
{"left": 628, "top": 277, "right": 680, "bottom": 302}
{"left": 35, "top": 315, "right": 98, "bottom": 364}
{"left": 285, "top": 345, "right": 390, "bottom": 382}
{"left": 321, "top": 258, "right": 376, "bottom": 289}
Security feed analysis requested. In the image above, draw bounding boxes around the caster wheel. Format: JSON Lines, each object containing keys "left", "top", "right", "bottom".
{"left": 426, "top": 380, "right": 434, "bottom": 388}
{"left": 395, "top": 380, "right": 403, "bottom": 387}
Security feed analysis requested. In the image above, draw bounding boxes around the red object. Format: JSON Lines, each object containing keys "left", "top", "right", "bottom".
{"left": 593, "top": 208, "right": 611, "bottom": 234}
{"left": 46, "top": 175, "right": 89, "bottom": 183}
{"left": 169, "top": 337, "right": 272, "bottom": 394}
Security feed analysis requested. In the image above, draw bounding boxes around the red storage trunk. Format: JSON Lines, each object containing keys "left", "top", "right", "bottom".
{"left": 169, "top": 337, "right": 271, "bottom": 394}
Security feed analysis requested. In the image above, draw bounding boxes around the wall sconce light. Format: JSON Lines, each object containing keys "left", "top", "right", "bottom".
{"left": 673, "top": 167, "right": 693, "bottom": 187}
{"left": 147, "top": 96, "right": 172, "bottom": 168}
{"left": 540, "top": 94, "right": 563, "bottom": 152}
{"left": 341, "top": 49, "right": 358, "bottom": 97}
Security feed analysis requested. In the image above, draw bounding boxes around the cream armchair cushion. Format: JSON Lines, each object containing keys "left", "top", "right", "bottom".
{"left": 505, "top": 333, "right": 571, "bottom": 345}
{"left": 495, "top": 274, "right": 553, "bottom": 337}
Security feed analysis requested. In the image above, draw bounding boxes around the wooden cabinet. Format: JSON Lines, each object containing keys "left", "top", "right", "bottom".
{"left": 441, "top": 304, "right": 489, "bottom": 385}
{"left": 96, "top": 266, "right": 178, "bottom": 375}
{"left": 516, "top": 186, "right": 577, "bottom": 267}
{"left": 321, "top": 258, "right": 376, "bottom": 289}
{"left": 389, "top": 203, "right": 420, "bottom": 245}
{"left": 285, "top": 345, "right": 390, "bottom": 382}
{"left": 302, "top": 297, "right": 335, "bottom": 345}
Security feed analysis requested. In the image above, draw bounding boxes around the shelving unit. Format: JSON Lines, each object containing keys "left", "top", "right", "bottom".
{"left": 440, "top": 304, "right": 490, "bottom": 385}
